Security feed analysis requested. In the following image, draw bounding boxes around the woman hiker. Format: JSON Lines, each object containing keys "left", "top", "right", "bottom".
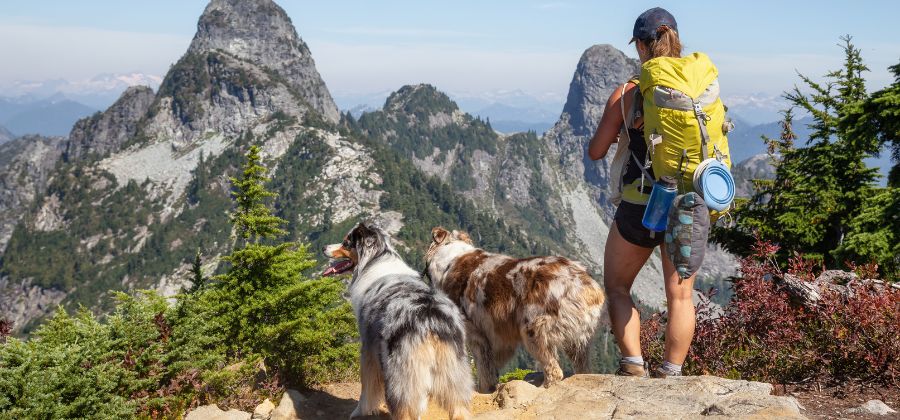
{"left": 588, "top": 7, "right": 733, "bottom": 378}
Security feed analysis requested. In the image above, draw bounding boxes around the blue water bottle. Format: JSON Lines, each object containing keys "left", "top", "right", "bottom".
{"left": 642, "top": 175, "right": 678, "bottom": 232}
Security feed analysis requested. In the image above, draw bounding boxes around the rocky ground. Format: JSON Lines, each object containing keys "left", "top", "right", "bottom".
{"left": 183, "top": 374, "right": 897, "bottom": 419}
{"left": 786, "top": 384, "right": 900, "bottom": 419}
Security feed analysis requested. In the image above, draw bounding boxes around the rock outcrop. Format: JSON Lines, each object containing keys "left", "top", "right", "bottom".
{"left": 189, "top": 0, "right": 339, "bottom": 123}
{"left": 547, "top": 44, "right": 640, "bottom": 218}
{"left": 0, "top": 135, "right": 66, "bottom": 255}
{"left": 562, "top": 44, "right": 641, "bottom": 138}
{"left": 0, "top": 277, "right": 66, "bottom": 333}
{"left": 65, "top": 86, "right": 156, "bottom": 161}
{"left": 200, "top": 375, "right": 807, "bottom": 419}
{"left": 477, "top": 375, "right": 805, "bottom": 419}
{"left": 732, "top": 153, "right": 775, "bottom": 198}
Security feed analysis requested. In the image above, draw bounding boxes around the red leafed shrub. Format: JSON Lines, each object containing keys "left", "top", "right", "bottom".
{"left": 641, "top": 238, "right": 900, "bottom": 386}
{"left": 0, "top": 318, "right": 11, "bottom": 342}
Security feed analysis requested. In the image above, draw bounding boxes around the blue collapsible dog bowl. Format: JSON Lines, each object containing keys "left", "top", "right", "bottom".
{"left": 693, "top": 158, "right": 735, "bottom": 211}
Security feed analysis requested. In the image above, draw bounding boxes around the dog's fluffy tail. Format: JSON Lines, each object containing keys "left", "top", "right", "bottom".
{"left": 382, "top": 288, "right": 473, "bottom": 420}
{"left": 383, "top": 333, "right": 473, "bottom": 420}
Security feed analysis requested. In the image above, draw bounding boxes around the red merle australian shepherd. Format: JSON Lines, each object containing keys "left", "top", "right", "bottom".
{"left": 425, "top": 227, "right": 605, "bottom": 392}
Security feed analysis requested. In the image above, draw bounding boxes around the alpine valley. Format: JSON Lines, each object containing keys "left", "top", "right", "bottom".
{"left": 0, "top": 0, "right": 737, "bottom": 339}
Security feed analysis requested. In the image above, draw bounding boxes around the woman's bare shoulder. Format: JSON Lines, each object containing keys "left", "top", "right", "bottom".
{"left": 606, "top": 81, "right": 638, "bottom": 106}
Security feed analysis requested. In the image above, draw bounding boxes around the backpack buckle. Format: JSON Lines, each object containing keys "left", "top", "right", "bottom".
{"left": 692, "top": 102, "right": 710, "bottom": 125}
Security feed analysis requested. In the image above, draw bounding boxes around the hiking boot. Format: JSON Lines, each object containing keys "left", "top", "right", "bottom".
{"left": 616, "top": 362, "right": 648, "bottom": 377}
{"left": 650, "top": 365, "right": 683, "bottom": 378}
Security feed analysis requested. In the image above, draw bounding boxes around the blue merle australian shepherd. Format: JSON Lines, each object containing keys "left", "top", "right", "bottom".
{"left": 323, "top": 222, "right": 473, "bottom": 420}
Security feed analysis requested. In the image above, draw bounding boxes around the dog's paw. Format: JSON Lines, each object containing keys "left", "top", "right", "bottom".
{"left": 350, "top": 403, "right": 389, "bottom": 418}
{"left": 476, "top": 384, "right": 497, "bottom": 394}
{"left": 541, "top": 371, "right": 563, "bottom": 388}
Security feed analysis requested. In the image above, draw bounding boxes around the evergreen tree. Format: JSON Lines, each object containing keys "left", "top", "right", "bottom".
{"left": 834, "top": 58, "right": 900, "bottom": 278}
{"left": 211, "top": 145, "right": 358, "bottom": 385}
{"left": 714, "top": 37, "right": 892, "bottom": 275}
{"left": 187, "top": 249, "right": 204, "bottom": 293}
{"left": 843, "top": 60, "right": 900, "bottom": 186}
{"left": 229, "top": 145, "right": 286, "bottom": 240}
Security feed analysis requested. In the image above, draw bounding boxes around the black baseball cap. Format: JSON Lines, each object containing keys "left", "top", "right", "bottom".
{"left": 630, "top": 7, "right": 678, "bottom": 43}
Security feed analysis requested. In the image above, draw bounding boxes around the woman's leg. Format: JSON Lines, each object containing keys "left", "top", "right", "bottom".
{"left": 660, "top": 243, "right": 696, "bottom": 366}
{"left": 604, "top": 222, "right": 654, "bottom": 358}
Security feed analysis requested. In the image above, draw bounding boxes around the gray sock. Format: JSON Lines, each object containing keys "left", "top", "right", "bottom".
{"left": 660, "top": 361, "right": 682, "bottom": 375}
{"left": 621, "top": 355, "right": 644, "bottom": 366}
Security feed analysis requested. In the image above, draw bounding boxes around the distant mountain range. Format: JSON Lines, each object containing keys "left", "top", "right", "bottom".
{"left": 0, "top": 73, "right": 164, "bottom": 137}
{"left": 0, "top": 73, "right": 162, "bottom": 110}
{"left": 722, "top": 93, "right": 792, "bottom": 126}
{"left": 0, "top": 95, "right": 97, "bottom": 137}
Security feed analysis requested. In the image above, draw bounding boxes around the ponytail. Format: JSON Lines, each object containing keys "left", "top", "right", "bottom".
{"left": 645, "top": 25, "right": 682, "bottom": 59}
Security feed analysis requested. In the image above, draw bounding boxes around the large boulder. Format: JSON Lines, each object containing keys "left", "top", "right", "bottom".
{"left": 269, "top": 389, "right": 306, "bottom": 420}
{"left": 845, "top": 399, "right": 897, "bottom": 416}
{"left": 184, "top": 404, "right": 251, "bottom": 420}
{"left": 252, "top": 398, "right": 276, "bottom": 419}
{"left": 475, "top": 374, "right": 806, "bottom": 419}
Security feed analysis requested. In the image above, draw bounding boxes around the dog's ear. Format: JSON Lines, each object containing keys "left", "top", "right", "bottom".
{"left": 455, "top": 230, "right": 473, "bottom": 244}
{"left": 432, "top": 227, "right": 449, "bottom": 244}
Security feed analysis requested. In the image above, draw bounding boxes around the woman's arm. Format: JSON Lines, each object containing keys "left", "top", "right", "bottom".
{"left": 587, "top": 82, "right": 636, "bottom": 160}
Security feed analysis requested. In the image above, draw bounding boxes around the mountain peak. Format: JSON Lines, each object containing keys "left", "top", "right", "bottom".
{"left": 561, "top": 44, "right": 639, "bottom": 136}
{"left": 188, "top": 0, "right": 339, "bottom": 122}
{"left": 190, "top": 0, "right": 294, "bottom": 58}
{"left": 383, "top": 84, "right": 459, "bottom": 116}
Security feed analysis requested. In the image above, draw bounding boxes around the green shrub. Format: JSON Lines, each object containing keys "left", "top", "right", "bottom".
{"left": 0, "top": 291, "right": 266, "bottom": 419}
{"left": 498, "top": 368, "right": 535, "bottom": 384}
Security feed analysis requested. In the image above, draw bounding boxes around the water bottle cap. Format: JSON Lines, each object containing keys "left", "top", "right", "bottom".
{"left": 658, "top": 175, "right": 678, "bottom": 190}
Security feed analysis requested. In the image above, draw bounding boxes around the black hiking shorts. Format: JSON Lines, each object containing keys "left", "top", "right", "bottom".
{"left": 614, "top": 201, "right": 664, "bottom": 249}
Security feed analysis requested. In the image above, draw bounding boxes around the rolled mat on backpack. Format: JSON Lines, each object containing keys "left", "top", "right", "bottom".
{"left": 664, "top": 192, "right": 710, "bottom": 280}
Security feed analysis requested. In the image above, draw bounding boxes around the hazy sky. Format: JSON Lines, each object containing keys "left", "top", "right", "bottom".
{"left": 2, "top": 0, "right": 899, "bottom": 100}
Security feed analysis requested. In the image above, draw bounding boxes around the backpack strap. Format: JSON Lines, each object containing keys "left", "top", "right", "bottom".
{"left": 620, "top": 83, "right": 630, "bottom": 132}
{"left": 692, "top": 100, "right": 712, "bottom": 161}
{"left": 620, "top": 79, "right": 640, "bottom": 131}
{"left": 621, "top": 79, "right": 654, "bottom": 186}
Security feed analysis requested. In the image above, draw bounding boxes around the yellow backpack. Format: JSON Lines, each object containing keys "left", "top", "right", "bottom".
{"left": 612, "top": 53, "right": 733, "bottom": 210}
{"left": 616, "top": 52, "right": 733, "bottom": 207}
